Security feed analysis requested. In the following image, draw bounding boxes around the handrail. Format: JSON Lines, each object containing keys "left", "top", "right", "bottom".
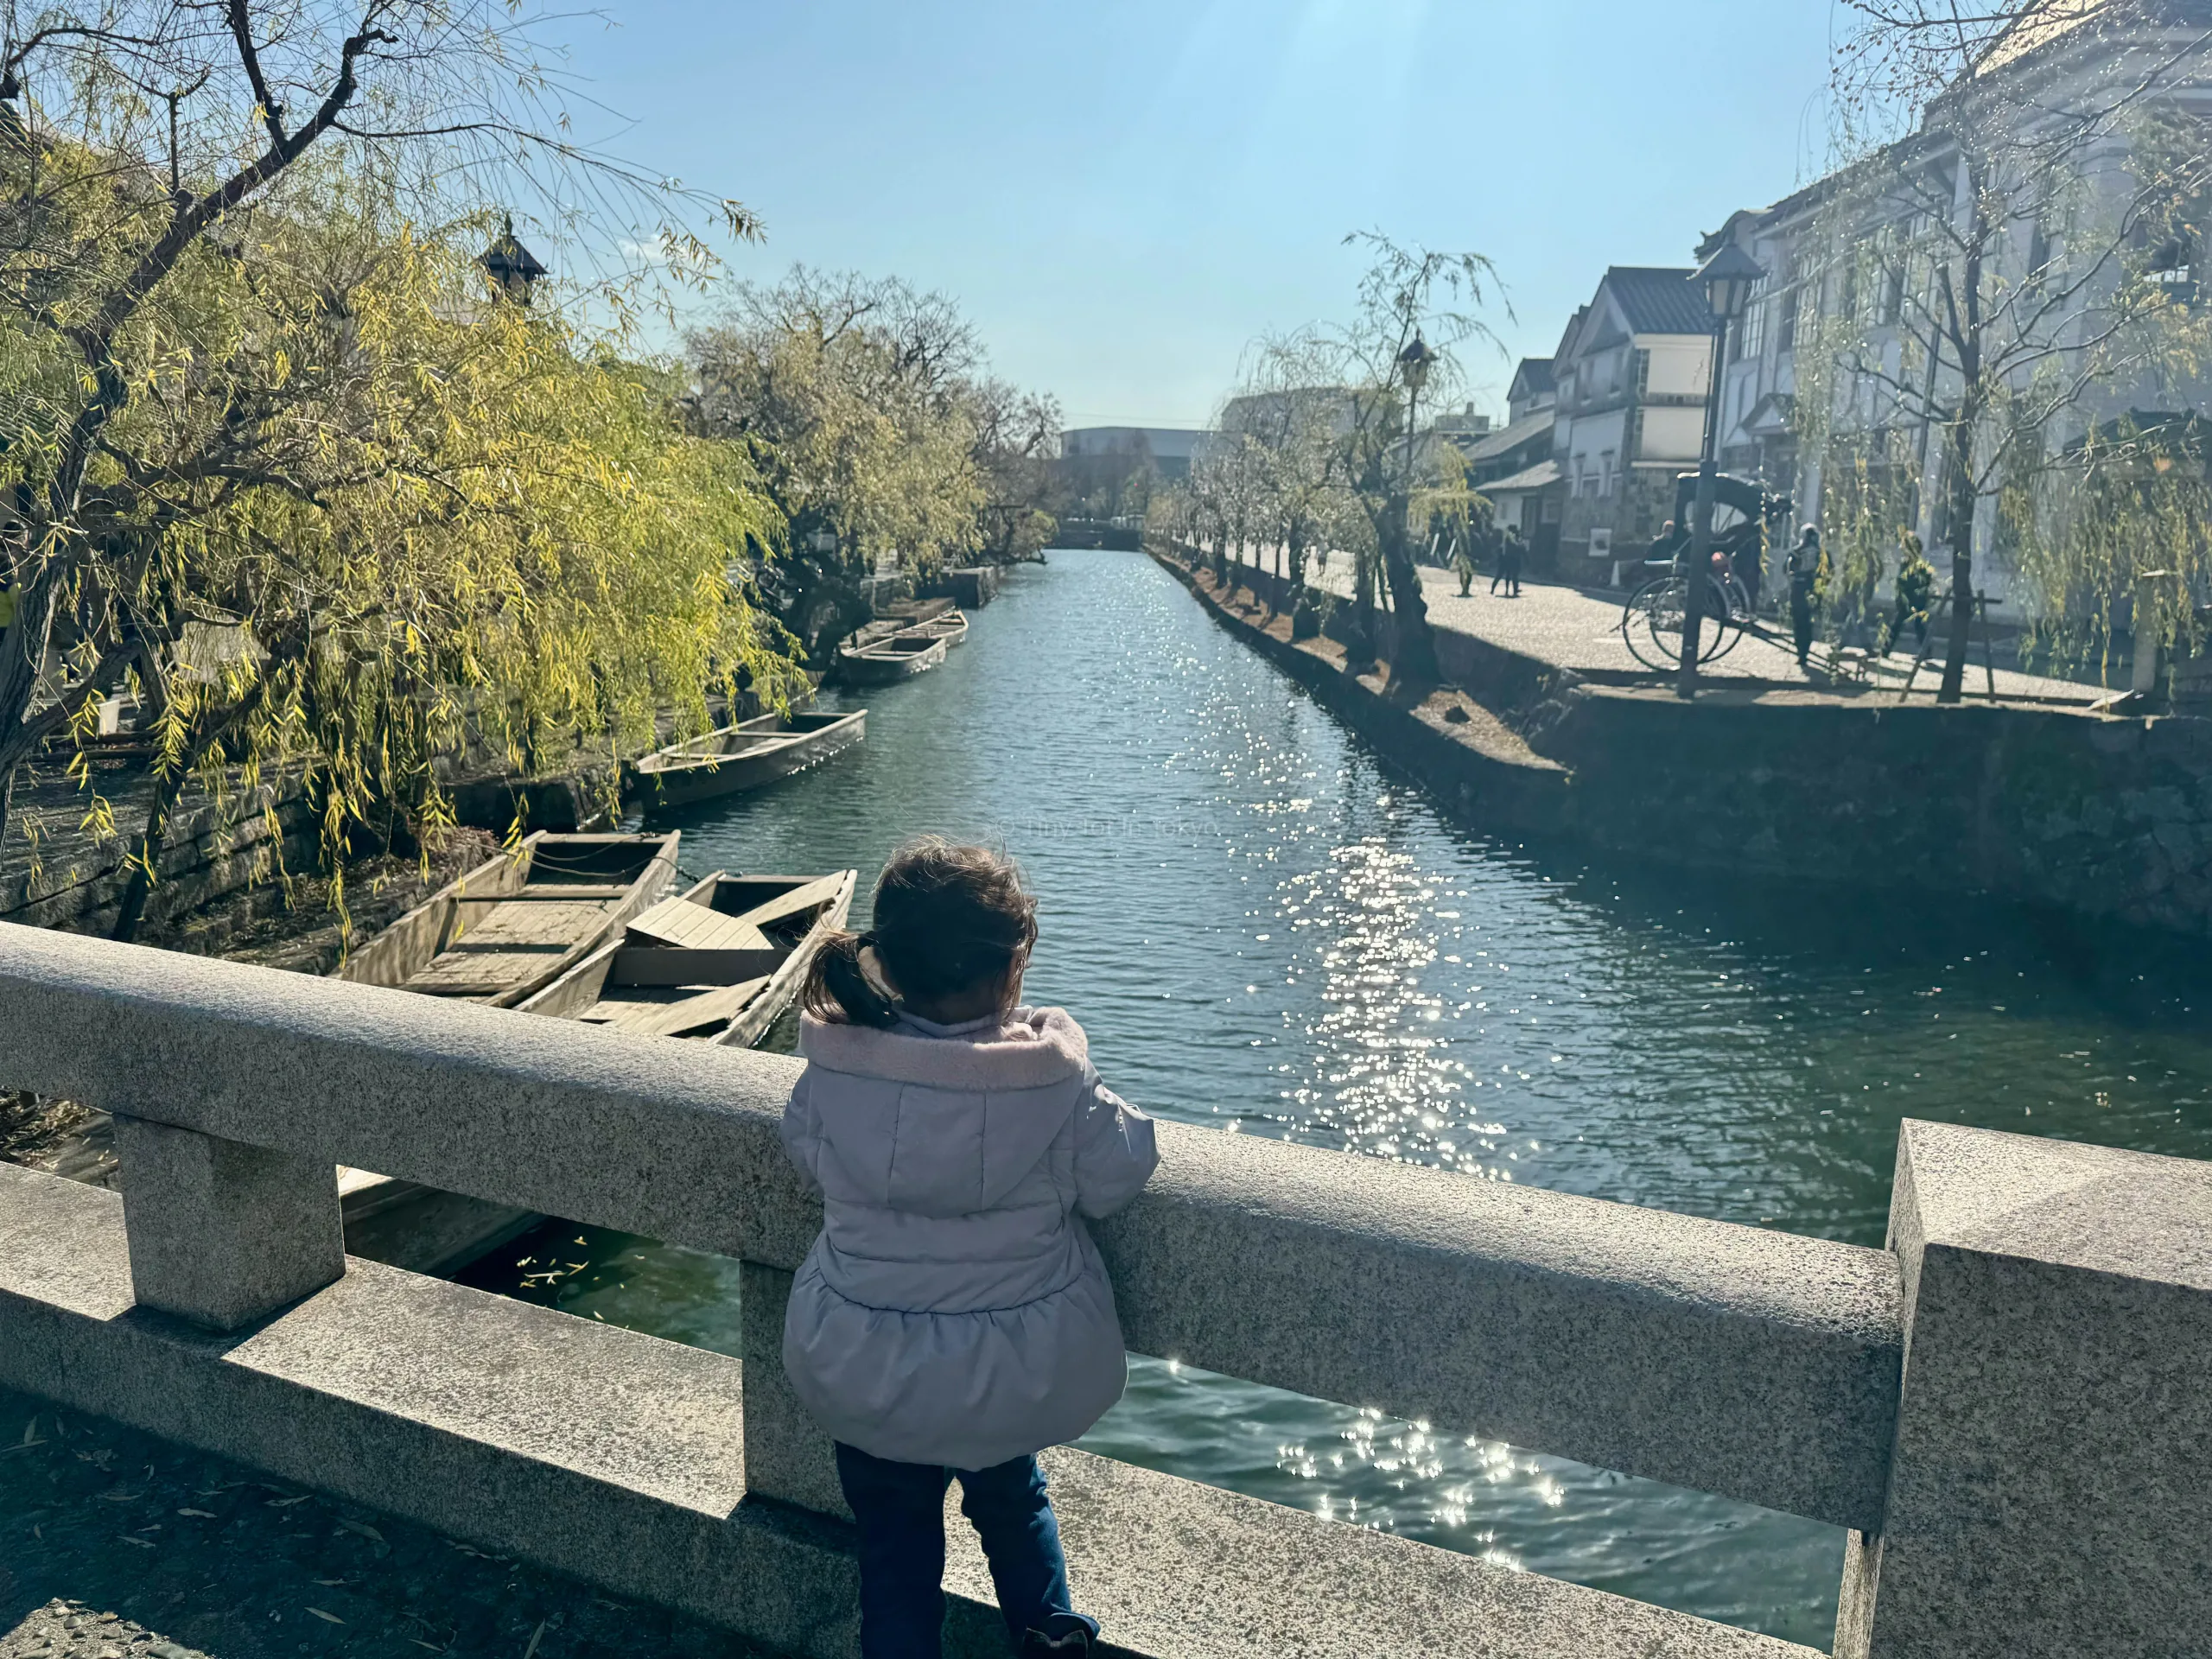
{"left": 0, "top": 920, "right": 1900, "bottom": 1531}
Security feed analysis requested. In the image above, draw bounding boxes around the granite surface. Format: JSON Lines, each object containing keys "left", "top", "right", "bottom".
{"left": 111, "top": 1116, "right": 344, "bottom": 1331}
{"left": 1834, "top": 1120, "right": 2212, "bottom": 1657}
{"left": 0, "top": 923, "right": 1904, "bottom": 1529}
{"left": 0, "top": 1161, "right": 1827, "bottom": 1659}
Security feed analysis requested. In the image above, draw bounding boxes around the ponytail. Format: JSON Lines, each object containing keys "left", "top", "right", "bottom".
{"left": 800, "top": 929, "right": 901, "bottom": 1029}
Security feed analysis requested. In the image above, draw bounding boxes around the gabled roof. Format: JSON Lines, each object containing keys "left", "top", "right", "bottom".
{"left": 1603, "top": 267, "right": 1713, "bottom": 337}
{"left": 1509, "top": 358, "right": 1554, "bottom": 399}
{"left": 1461, "top": 407, "right": 1554, "bottom": 463}
{"left": 1482, "top": 458, "right": 1562, "bottom": 495}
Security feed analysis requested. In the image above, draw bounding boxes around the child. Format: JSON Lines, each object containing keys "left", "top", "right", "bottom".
{"left": 781, "top": 838, "right": 1160, "bottom": 1659}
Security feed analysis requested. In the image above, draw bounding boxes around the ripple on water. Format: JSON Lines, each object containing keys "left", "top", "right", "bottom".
{"left": 462, "top": 550, "right": 2212, "bottom": 1651}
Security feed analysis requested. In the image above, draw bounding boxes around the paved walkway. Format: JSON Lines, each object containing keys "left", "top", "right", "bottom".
{"left": 1232, "top": 550, "right": 2104, "bottom": 705}
{"left": 0, "top": 1388, "right": 772, "bottom": 1659}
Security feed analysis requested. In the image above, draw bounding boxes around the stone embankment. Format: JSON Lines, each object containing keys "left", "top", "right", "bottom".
{"left": 1161, "top": 548, "right": 2212, "bottom": 939}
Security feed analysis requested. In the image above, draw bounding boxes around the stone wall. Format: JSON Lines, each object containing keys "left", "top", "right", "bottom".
{"left": 1182, "top": 550, "right": 2212, "bottom": 938}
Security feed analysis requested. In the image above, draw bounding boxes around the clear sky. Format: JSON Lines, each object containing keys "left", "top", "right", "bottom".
{"left": 563, "top": 1, "right": 1839, "bottom": 428}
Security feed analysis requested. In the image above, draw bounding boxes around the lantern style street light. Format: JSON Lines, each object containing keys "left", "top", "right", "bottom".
{"left": 1677, "top": 242, "right": 1766, "bottom": 696}
{"left": 480, "top": 215, "right": 548, "bottom": 305}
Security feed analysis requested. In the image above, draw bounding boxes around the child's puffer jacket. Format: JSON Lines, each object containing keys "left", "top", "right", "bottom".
{"left": 779, "top": 1006, "right": 1159, "bottom": 1471}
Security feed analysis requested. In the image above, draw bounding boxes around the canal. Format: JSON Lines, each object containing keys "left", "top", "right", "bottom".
{"left": 462, "top": 547, "right": 2212, "bottom": 1648}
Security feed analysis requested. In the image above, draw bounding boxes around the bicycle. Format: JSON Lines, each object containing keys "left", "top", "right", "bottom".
{"left": 1619, "top": 558, "right": 1752, "bottom": 672}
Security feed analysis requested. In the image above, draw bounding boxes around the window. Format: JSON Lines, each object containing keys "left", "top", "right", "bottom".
{"left": 1634, "top": 348, "right": 1651, "bottom": 398}
{"left": 2149, "top": 233, "right": 2196, "bottom": 298}
{"left": 1738, "top": 281, "right": 1768, "bottom": 359}
{"left": 1629, "top": 407, "right": 1646, "bottom": 458}
{"left": 1600, "top": 449, "right": 1617, "bottom": 497}
{"left": 1777, "top": 287, "right": 1800, "bottom": 355}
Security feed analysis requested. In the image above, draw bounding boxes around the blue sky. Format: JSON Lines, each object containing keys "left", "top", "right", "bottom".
{"left": 565, "top": 2, "right": 1838, "bottom": 426}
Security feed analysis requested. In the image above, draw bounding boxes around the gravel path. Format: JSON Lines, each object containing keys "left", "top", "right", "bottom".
{"left": 0, "top": 1390, "right": 777, "bottom": 1659}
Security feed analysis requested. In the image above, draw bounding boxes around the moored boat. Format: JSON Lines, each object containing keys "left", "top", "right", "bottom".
{"left": 518, "top": 868, "right": 858, "bottom": 1048}
{"left": 915, "top": 608, "right": 969, "bottom": 648}
{"left": 338, "top": 830, "right": 681, "bottom": 1007}
{"left": 630, "top": 709, "right": 867, "bottom": 810}
{"left": 333, "top": 830, "right": 680, "bottom": 1274}
{"left": 836, "top": 629, "right": 948, "bottom": 685}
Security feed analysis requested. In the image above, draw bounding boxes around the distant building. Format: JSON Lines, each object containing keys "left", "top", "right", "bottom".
{"left": 1059, "top": 426, "right": 1203, "bottom": 484}
{"left": 1505, "top": 359, "right": 1555, "bottom": 423}
{"left": 1459, "top": 360, "right": 1562, "bottom": 560}
{"left": 1548, "top": 268, "right": 1717, "bottom": 581}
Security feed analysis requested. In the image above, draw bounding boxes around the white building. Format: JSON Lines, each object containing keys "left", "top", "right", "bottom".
{"left": 1701, "top": 0, "right": 2212, "bottom": 619}
{"left": 1547, "top": 269, "right": 1718, "bottom": 581}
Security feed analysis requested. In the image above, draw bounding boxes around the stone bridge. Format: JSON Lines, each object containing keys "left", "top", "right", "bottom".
{"left": 0, "top": 921, "right": 2205, "bottom": 1656}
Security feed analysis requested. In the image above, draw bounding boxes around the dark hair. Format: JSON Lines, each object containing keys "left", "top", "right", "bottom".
{"left": 801, "top": 837, "right": 1038, "bottom": 1029}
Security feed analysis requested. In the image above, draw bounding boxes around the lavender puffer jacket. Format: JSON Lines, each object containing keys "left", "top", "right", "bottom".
{"left": 779, "top": 1006, "right": 1159, "bottom": 1470}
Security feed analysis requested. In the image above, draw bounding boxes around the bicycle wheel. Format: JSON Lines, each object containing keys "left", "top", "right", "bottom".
{"left": 1620, "top": 576, "right": 1684, "bottom": 671}
{"left": 1705, "top": 576, "right": 1753, "bottom": 664}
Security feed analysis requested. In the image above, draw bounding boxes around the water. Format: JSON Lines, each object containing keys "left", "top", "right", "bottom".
{"left": 461, "top": 550, "right": 2212, "bottom": 1648}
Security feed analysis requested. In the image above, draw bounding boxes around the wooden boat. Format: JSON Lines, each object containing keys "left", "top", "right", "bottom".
{"left": 837, "top": 629, "right": 948, "bottom": 685}
{"left": 915, "top": 608, "right": 969, "bottom": 648}
{"left": 334, "top": 830, "right": 679, "bottom": 1275}
{"left": 518, "top": 868, "right": 858, "bottom": 1048}
{"left": 339, "top": 830, "right": 680, "bottom": 1008}
{"left": 629, "top": 709, "right": 866, "bottom": 810}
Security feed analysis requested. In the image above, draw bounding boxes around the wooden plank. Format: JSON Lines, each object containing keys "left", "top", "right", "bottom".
{"left": 625, "top": 895, "right": 773, "bottom": 952}
{"left": 731, "top": 872, "right": 854, "bottom": 934}
{"left": 585, "top": 977, "right": 774, "bottom": 1039}
{"left": 494, "top": 886, "right": 638, "bottom": 901}
{"left": 612, "top": 946, "right": 785, "bottom": 987}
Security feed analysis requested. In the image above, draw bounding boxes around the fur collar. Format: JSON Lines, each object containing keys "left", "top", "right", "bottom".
{"left": 798, "top": 1005, "right": 1088, "bottom": 1090}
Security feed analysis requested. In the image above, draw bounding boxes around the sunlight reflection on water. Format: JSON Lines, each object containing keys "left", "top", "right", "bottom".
{"left": 462, "top": 550, "right": 2212, "bottom": 1649}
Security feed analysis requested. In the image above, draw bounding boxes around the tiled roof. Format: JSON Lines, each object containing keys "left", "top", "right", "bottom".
{"left": 1481, "top": 458, "right": 1562, "bottom": 494}
{"left": 1510, "top": 358, "right": 1555, "bottom": 397}
{"left": 1461, "top": 408, "right": 1554, "bottom": 463}
{"left": 1604, "top": 267, "right": 1713, "bottom": 337}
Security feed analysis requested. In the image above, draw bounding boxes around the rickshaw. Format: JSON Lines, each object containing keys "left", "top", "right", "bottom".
{"left": 1618, "top": 473, "right": 1793, "bottom": 671}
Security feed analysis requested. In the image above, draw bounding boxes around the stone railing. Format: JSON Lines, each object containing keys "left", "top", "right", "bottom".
{"left": 0, "top": 919, "right": 2206, "bottom": 1657}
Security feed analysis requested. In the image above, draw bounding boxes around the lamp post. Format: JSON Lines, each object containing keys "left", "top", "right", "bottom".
{"left": 1678, "top": 243, "right": 1765, "bottom": 697}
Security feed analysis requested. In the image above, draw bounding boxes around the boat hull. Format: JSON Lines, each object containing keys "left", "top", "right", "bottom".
{"left": 837, "top": 633, "right": 949, "bottom": 684}
{"left": 632, "top": 710, "right": 866, "bottom": 810}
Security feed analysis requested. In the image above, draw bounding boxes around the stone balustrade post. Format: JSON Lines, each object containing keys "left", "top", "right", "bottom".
{"left": 111, "top": 1114, "right": 345, "bottom": 1331}
{"left": 1835, "top": 1119, "right": 2212, "bottom": 1657}
{"left": 740, "top": 1260, "right": 852, "bottom": 1521}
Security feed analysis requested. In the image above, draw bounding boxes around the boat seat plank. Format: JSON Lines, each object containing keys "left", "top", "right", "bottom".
{"left": 626, "top": 896, "right": 772, "bottom": 953}
{"left": 487, "top": 886, "right": 639, "bottom": 901}
{"left": 732, "top": 873, "right": 852, "bottom": 933}
{"left": 611, "top": 946, "right": 786, "bottom": 988}
{"left": 583, "top": 977, "right": 774, "bottom": 1039}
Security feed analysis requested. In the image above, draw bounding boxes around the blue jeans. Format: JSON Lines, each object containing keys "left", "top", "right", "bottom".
{"left": 835, "top": 1442, "right": 1099, "bottom": 1658}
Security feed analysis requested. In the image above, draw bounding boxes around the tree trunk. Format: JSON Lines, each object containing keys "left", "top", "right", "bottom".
{"left": 111, "top": 758, "right": 192, "bottom": 943}
{"left": 1381, "top": 539, "right": 1441, "bottom": 688}
{"left": 1937, "top": 417, "right": 1979, "bottom": 704}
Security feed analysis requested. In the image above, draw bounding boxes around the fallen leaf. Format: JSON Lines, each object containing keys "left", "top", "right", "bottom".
{"left": 118, "top": 1535, "right": 155, "bottom": 1548}
{"left": 522, "top": 1620, "right": 545, "bottom": 1659}
{"left": 334, "top": 1517, "right": 385, "bottom": 1542}
{"left": 306, "top": 1608, "right": 345, "bottom": 1624}
{"left": 410, "top": 1643, "right": 445, "bottom": 1653}
{"left": 265, "top": 1495, "right": 310, "bottom": 1508}
{"left": 177, "top": 1509, "right": 216, "bottom": 1519}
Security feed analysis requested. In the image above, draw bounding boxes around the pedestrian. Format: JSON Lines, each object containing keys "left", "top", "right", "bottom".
{"left": 1886, "top": 532, "right": 1936, "bottom": 655}
{"left": 1453, "top": 537, "right": 1477, "bottom": 597}
{"left": 1502, "top": 525, "right": 1526, "bottom": 597}
{"left": 1789, "top": 524, "right": 1824, "bottom": 668}
{"left": 782, "top": 837, "right": 1159, "bottom": 1659}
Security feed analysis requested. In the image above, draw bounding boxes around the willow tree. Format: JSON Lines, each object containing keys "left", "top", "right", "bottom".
{"left": 685, "top": 270, "right": 988, "bottom": 664}
{"left": 1797, "top": 0, "right": 2212, "bottom": 699}
{"left": 81, "top": 191, "right": 793, "bottom": 938}
{"left": 0, "top": 0, "right": 755, "bottom": 848}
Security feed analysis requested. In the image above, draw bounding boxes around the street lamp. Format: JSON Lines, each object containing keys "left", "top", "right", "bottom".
{"left": 1677, "top": 242, "right": 1766, "bottom": 696}
{"left": 480, "top": 215, "right": 548, "bottom": 305}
